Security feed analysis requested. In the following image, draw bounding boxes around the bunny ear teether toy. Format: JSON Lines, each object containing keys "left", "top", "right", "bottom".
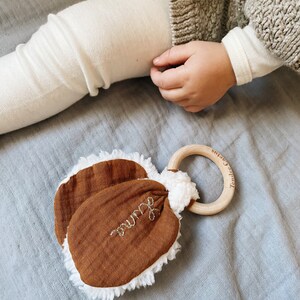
{"left": 54, "top": 145, "right": 235, "bottom": 300}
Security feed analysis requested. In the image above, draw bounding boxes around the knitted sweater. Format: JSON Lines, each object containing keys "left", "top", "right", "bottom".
{"left": 169, "top": 0, "right": 300, "bottom": 73}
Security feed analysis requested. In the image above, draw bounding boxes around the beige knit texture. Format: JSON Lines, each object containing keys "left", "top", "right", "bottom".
{"left": 168, "top": 0, "right": 248, "bottom": 45}
{"left": 169, "top": 0, "right": 299, "bottom": 72}
{"left": 244, "top": 0, "right": 300, "bottom": 72}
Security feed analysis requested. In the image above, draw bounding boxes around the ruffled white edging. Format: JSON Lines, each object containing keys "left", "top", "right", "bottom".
{"left": 63, "top": 230, "right": 181, "bottom": 300}
{"left": 59, "top": 150, "right": 159, "bottom": 186}
{"left": 60, "top": 150, "right": 200, "bottom": 299}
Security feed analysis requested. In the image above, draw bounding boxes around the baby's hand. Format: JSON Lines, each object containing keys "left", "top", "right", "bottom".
{"left": 150, "top": 41, "right": 236, "bottom": 112}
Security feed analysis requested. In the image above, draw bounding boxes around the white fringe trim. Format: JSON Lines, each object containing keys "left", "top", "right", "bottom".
{"left": 159, "top": 168, "right": 199, "bottom": 215}
{"left": 59, "top": 150, "right": 200, "bottom": 299}
{"left": 63, "top": 229, "right": 181, "bottom": 300}
{"left": 59, "top": 150, "right": 159, "bottom": 186}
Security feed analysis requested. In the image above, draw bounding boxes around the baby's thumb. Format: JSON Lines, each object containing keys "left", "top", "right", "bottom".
{"left": 153, "top": 43, "right": 193, "bottom": 66}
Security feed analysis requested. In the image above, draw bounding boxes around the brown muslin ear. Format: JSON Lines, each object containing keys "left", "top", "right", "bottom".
{"left": 67, "top": 179, "right": 180, "bottom": 288}
{"left": 54, "top": 159, "right": 147, "bottom": 245}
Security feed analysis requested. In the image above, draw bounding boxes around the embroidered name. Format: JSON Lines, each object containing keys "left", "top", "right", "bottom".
{"left": 110, "top": 197, "right": 160, "bottom": 237}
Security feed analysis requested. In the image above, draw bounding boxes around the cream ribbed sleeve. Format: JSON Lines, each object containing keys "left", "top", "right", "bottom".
{"left": 221, "top": 22, "right": 284, "bottom": 86}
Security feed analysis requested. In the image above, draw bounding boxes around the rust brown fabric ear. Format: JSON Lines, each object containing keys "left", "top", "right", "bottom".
{"left": 67, "top": 179, "right": 180, "bottom": 287}
{"left": 54, "top": 159, "right": 147, "bottom": 245}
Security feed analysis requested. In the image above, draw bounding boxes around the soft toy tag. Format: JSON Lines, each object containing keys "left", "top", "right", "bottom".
{"left": 54, "top": 145, "right": 235, "bottom": 300}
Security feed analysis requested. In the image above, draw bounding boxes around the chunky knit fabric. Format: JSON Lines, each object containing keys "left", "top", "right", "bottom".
{"left": 169, "top": 0, "right": 300, "bottom": 72}
{"left": 244, "top": 0, "right": 300, "bottom": 72}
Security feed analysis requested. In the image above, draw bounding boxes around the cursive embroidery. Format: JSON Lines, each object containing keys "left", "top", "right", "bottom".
{"left": 110, "top": 197, "right": 160, "bottom": 237}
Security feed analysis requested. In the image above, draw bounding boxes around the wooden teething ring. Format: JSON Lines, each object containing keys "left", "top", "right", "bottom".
{"left": 168, "top": 145, "right": 235, "bottom": 215}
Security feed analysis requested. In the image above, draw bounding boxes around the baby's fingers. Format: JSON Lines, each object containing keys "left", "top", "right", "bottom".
{"left": 153, "top": 43, "right": 194, "bottom": 67}
{"left": 150, "top": 65, "right": 187, "bottom": 90}
{"left": 158, "top": 87, "right": 187, "bottom": 102}
{"left": 184, "top": 106, "right": 204, "bottom": 113}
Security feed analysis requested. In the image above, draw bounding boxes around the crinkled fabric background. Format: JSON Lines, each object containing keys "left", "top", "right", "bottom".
{"left": 0, "top": 0, "right": 300, "bottom": 299}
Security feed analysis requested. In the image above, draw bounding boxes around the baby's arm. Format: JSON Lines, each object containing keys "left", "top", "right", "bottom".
{"left": 151, "top": 0, "right": 299, "bottom": 112}
{"left": 150, "top": 22, "right": 284, "bottom": 112}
